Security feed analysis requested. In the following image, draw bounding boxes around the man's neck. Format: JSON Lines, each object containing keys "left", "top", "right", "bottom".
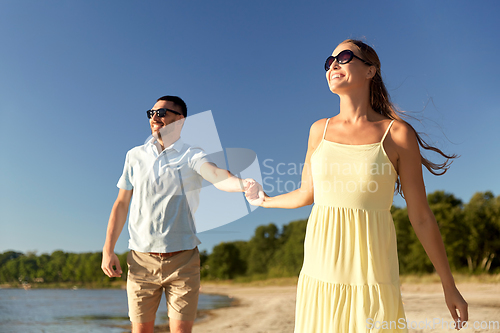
{"left": 155, "top": 135, "right": 180, "bottom": 152}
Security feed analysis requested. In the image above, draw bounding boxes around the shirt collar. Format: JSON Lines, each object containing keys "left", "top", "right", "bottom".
{"left": 168, "top": 138, "right": 184, "bottom": 152}
{"left": 147, "top": 137, "right": 184, "bottom": 153}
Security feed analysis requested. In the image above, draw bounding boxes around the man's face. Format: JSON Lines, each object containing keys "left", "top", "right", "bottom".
{"left": 149, "top": 100, "right": 184, "bottom": 135}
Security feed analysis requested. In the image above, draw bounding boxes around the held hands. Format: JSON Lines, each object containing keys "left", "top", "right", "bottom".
{"left": 101, "top": 252, "right": 123, "bottom": 278}
{"left": 243, "top": 178, "right": 265, "bottom": 206}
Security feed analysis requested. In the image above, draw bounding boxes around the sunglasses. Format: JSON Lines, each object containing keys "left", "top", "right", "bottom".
{"left": 324, "top": 50, "right": 372, "bottom": 71}
{"left": 146, "top": 108, "right": 182, "bottom": 119}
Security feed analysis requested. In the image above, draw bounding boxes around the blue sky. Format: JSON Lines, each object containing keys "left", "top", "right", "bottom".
{"left": 1, "top": 1, "right": 499, "bottom": 255}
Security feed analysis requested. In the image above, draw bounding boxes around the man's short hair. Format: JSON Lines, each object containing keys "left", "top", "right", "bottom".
{"left": 157, "top": 95, "right": 187, "bottom": 118}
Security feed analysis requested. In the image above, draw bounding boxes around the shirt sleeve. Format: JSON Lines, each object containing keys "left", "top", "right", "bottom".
{"left": 189, "top": 148, "right": 212, "bottom": 174}
{"left": 117, "top": 151, "right": 134, "bottom": 190}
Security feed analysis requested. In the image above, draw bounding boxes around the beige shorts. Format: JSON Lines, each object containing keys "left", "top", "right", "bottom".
{"left": 126, "top": 247, "right": 200, "bottom": 323}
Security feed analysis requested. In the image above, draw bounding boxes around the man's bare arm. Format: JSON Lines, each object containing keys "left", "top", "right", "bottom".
{"left": 199, "top": 162, "right": 263, "bottom": 204}
{"left": 101, "top": 189, "right": 133, "bottom": 278}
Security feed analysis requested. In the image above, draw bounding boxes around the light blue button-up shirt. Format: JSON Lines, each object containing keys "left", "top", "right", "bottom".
{"left": 117, "top": 137, "right": 210, "bottom": 253}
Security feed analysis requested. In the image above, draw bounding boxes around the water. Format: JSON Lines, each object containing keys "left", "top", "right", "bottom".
{"left": 0, "top": 288, "right": 232, "bottom": 333}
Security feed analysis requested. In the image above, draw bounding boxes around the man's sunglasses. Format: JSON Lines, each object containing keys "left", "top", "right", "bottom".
{"left": 146, "top": 108, "right": 182, "bottom": 119}
{"left": 324, "top": 50, "right": 372, "bottom": 71}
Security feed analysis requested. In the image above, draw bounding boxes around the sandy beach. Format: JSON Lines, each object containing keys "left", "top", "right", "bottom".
{"left": 194, "top": 280, "right": 500, "bottom": 333}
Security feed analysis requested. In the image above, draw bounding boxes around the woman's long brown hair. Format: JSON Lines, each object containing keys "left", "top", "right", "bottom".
{"left": 343, "top": 39, "right": 458, "bottom": 196}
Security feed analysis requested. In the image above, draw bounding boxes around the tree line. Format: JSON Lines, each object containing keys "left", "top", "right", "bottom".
{"left": 0, "top": 251, "right": 128, "bottom": 286}
{"left": 1, "top": 190, "right": 499, "bottom": 285}
{"left": 203, "top": 190, "right": 500, "bottom": 279}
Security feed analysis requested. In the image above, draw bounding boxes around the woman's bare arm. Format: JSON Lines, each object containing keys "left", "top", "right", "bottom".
{"left": 394, "top": 121, "right": 468, "bottom": 328}
{"left": 261, "top": 119, "right": 326, "bottom": 209}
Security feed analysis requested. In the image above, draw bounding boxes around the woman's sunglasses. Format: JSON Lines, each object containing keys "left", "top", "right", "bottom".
{"left": 146, "top": 108, "right": 182, "bottom": 119}
{"left": 324, "top": 50, "right": 372, "bottom": 71}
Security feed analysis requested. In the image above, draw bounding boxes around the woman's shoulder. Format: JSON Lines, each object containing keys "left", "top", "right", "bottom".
{"left": 311, "top": 117, "right": 334, "bottom": 136}
{"left": 310, "top": 118, "right": 329, "bottom": 132}
{"left": 389, "top": 119, "right": 418, "bottom": 148}
{"left": 307, "top": 118, "right": 329, "bottom": 146}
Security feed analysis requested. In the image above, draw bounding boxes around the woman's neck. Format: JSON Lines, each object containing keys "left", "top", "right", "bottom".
{"left": 337, "top": 92, "right": 377, "bottom": 123}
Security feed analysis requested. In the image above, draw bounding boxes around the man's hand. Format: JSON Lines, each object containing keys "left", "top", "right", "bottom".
{"left": 102, "top": 189, "right": 131, "bottom": 278}
{"left": 101, "top": 252, "right": 123, "bottom": 278}
{"left": 243, "top": 179, "right": 265, "bottom": 206}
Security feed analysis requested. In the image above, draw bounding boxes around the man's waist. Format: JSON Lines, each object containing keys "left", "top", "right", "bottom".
{"left": 148, "top": 250, "right": 187, "bottom": 258}
{"left": 128, "top": 233, "right": 201, "bottom": 254}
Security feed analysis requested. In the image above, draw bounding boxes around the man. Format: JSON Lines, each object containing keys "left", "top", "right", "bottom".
{"left": 101, "top": 95, "right": 262, "bottom": 333}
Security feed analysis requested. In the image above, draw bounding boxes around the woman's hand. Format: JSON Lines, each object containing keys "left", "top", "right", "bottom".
{"left": 443, "top": 284, "right": 468, "bottom": 330}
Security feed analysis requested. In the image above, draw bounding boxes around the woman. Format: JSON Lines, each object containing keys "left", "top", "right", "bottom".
{"left": 258, "top": 40, "right": 468, "bottom": 332}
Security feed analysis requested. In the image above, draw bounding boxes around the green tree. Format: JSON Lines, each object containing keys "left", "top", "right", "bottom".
{"left": 46, "top": 250, "right": 67, "bottom": 282}
{"left": 269, "top": 219, "right": 307, "bottom": 277}
{"left": 0, "top": 257, "right": 21, "bottom": 282}
{"left": 427, "top": 191, "right": 467, "bottom": 271}
{"left": 62, "top": 253, "right": 81, "bottom": 282}
{"left": 18, "top": 253, "right": 38, "bottom": 282}
{"left": 200, "top": 250, "right": 209, "bottom": 279}
{"left": 247, "top": 223, "right": 279, "bottom": 275}
{"left": 463, "top": 191, "right": 500, "bottom": 272}
{"left": 35, "top": 253, "right": 50, "bottom": 281}
{"left": 0, "top": 252, "right": 23, "bottom": 282}
{"left": 392, "top": 206, "right": 414, "bottom": 273}
{"left": 392, "top": 204, "right": 433, "bottom": 274}
{"left": 393, "top": 191, "right": 470, "bottom": 274}
{"left": 206, "top": 242, "right": 246, "bottom": 279}
{"left": 84, "top": 252, "right": 104, "bottom": 282}
{"left": 0, "top": 251, "right": 23, "bottom": 267}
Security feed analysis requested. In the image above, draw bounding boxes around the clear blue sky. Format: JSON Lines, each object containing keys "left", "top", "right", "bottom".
{"left": 1, "top": 1, "right": 499, "bottom": 255}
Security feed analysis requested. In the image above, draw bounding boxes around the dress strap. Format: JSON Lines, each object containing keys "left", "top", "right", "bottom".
{"left": 381, "top": 119, "right": 395, "bottom": 143}
{"left": 322, "top": 118, "right": 331, "bottom": 140}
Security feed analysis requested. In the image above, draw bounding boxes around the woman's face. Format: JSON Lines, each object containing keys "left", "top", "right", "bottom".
{"left": 326, "top": 42, "right": 374, "bottom": 95}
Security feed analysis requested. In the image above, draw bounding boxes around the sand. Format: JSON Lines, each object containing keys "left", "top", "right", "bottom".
{"left": 194, "top": 282, "right": 500, "bottom": 333}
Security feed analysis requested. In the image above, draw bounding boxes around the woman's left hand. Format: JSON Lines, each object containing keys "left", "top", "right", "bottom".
{"left": 443, "top": 284, "right": 468, "bottom": 330}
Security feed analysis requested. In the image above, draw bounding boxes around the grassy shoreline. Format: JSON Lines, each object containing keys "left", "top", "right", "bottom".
{"left": 0, "top": 280, "right": 128, "bottom": 289}
{"left": 203, "top": 272, "right": 500, "bottom": 287}
{"left": 2, "top": 273, "right": 498, "bottom": 290}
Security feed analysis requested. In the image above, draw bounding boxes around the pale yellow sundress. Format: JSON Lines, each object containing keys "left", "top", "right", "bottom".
{"left": 294, "top": 119, "right": 408, "bottom": 333}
